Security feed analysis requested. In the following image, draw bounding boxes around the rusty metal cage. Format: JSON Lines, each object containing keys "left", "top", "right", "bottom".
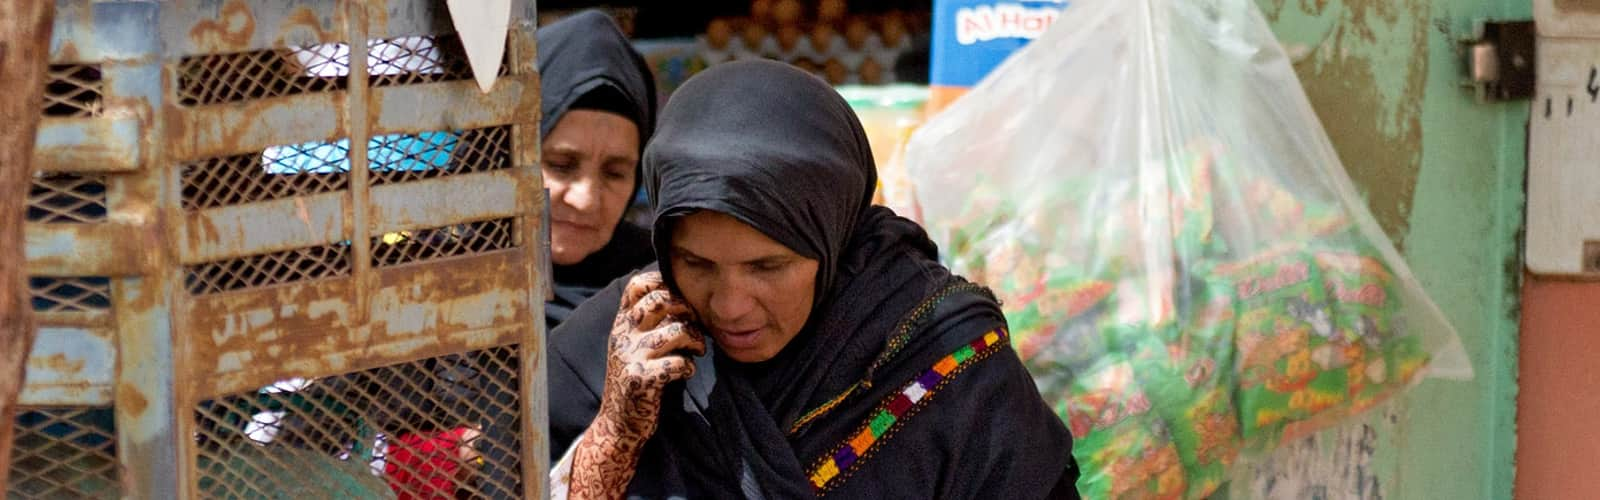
{"left": 15, "top": 1, "right": 549, "bottom": 498}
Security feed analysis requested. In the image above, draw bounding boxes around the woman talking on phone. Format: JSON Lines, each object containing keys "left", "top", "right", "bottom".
{"left": 546, "top": 61, "right": 1079, "bottom": 499}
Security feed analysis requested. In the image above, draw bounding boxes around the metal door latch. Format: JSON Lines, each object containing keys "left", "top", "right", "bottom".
{"left": 1462, "top": 20, "right": 1536, "bottom": 102}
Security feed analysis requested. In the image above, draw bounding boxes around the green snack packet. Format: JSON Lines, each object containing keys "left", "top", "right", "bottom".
{"left": 1062, "top": 357, "right": 1188, "bottom": 500}
{"left": 1134, "top": 273, "right": 1242, "bottom": 499}
{"left": 1017, "top": 273, "right": 1119, "bottom": 403}
{"left": 1209, "top": 244, "right": 1350, "bottom": 449}
{"left": 1017, "top": 277, "right": 1116, "bottom": 358}
{"left": 1260, "top": 229, "right": 1431, "bottom": 442}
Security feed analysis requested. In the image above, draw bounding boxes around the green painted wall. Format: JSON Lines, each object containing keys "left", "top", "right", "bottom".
{"left": 1224, "top": 0, "right": 1526, "bottom": 498}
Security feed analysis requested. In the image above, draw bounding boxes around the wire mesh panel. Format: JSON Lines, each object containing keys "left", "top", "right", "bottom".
{"left": 184, "top": 244, "right": 353, "bottom": 295}
{"left": 43, "top": 64, "right": 104, "bottom": 118}
{"left": 175, "top": 47, "right": 350, "bottom": 106}
{"left": 27, "top": 173, "right": 107, "bottom": 223}
{"left": 366, "top": 34, "right": 507, "bottom": 88}
{"left": 29, "top": 277, "right": 113, "bottom": 313}
{"left": 179, "top": 123, "right": 515, "bottom": 211}
{"left": 369, "top": 126, "right": 514, "bottom": 185}
{"left": 181, "top": 147, "right": 352, "bottom": 210}
{"left": 372, "top": 218, "right": 516, "bottom": 268}
{"left": 6, "top": 407, "right": 120, "bottom": 500}
{"left": 175, "top": 32, "right": 510, "bottom": 107}
{"left": 193, "top": 346, "right": 523, "bottom": 499}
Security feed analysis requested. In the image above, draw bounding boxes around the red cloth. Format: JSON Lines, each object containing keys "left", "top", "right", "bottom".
{"left": 385, "top": 427, "right": 471, "bottom": 500}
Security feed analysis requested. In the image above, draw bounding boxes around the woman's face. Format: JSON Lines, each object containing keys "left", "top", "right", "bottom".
{"left": 542, "top": 110, "right": 639, "bottom": 266}
{"left": 669, "top": 211, "right": 820, "bottom": 363}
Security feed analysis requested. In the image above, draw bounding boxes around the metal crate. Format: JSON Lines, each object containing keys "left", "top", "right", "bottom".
{"left": 14, "top": 0, "right": 548, "bottom": 498}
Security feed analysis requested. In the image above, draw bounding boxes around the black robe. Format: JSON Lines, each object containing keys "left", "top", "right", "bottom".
{"left": 536, "top": 10, "right": 658, "bottom": 330}
{"left": 548, "top": 60, "right": 1079, "bottom": 498}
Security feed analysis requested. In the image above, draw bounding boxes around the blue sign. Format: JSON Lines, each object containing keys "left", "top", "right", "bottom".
{"left": 931, "top": 0, "right": 1068, "bottom": 88}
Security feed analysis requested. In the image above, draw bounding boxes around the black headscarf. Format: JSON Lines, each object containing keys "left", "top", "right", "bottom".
{"left": 537, "top": 10, "right": 658, "bottom": 329}
{"left": 547, "top": 61, "right": 1079, "bottom": 498}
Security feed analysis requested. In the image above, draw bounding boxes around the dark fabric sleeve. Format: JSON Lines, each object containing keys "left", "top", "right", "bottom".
{"left": 544, "top": 273, "right": 629, "bottom": 465}
{"left": 936, "top": 345, "right": 1080, "bottom": 500}
{"left": 812, "top": 335, "right": 1082, "bottom": 500}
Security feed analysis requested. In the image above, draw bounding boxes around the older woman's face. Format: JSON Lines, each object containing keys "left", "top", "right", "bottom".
{"left": 669, "top": 211, "right": 820, "bottom": 363}
{"left": 543, "top": 110, "right": 639, "bottom": 265}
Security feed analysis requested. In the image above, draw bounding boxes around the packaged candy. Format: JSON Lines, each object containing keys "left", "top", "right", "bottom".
{"left": 906, "top": 0, "right": 1471, "bottom": 497}
{"left": 1206, "top": 246, "right": 1339, "bottom": 445}
{"left": 1011, "top": 276, "right": 1115, "bottom": 363}
{"left": 1061, "top": 359, "right": 1188, "bottom": 500}
{"left": 1138, "top": 275, "right": 1241, "bottom": 498}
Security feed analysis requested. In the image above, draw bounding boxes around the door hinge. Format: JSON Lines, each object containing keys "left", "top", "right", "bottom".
{"left": 1461, "top": 20, "right": 1536, "bottom": 102}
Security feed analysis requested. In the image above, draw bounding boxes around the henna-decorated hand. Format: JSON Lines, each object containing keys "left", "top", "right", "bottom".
{"left": 600, "top": 271, "right": 707, "bottom": 437}
{"left": 570, "top": 272, "right": 707, "bottom": 500}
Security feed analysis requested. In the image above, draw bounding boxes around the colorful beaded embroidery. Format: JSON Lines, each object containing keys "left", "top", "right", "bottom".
{"left": 788, "top": 281, "right": 988, "bottom": 436}
{"left": 806, "top": 329, "right": 1009, "bottom": 493}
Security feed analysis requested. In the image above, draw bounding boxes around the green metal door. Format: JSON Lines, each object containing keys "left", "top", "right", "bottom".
{"left": 1218, "top": 1, "right": 1528, "bottom": 498}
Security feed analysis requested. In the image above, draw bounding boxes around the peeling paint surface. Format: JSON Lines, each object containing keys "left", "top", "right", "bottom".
{"left": 21, "top": 0, "right": 548, "bottom": 497}
{"left": 25, "top": 221, "right": 161, "bottom": 276}
{"left": 34, "top": 116, "right": 143, "bottom": 172}
{"left": 182, "top": 192, "right": 346, "bottom": 262}
{"left": 185, "top": 250, "right": 534, "bottom": 398}
{"left": 1257, "top": 0, "right": 1429, "bottom": 245}
{"left": 161, "top": 0, "right": 345, "bottom": 57}
{"left": 1237, "top": 0, "right": 1528, "bottom": 499}
{"left": 369, "top": 171, "right": 522, "bottom": 233}
{"left": 1555, "top": 0, "right": 1600, "bottom": 14}
{"left": 1229, "top": 408, "right": 1397, "bottom": 500}
{"left": 19, "top": 327, "right": 116, "bottom": 405}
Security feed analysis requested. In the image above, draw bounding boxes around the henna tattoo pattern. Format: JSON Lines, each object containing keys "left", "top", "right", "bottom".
{"left": 570, "top": 272, "right": 705, "bottom": 500}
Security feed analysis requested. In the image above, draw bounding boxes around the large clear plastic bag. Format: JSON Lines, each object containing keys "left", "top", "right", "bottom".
{"left": 904, "top": 0, "right": 1471, "bottom": 498}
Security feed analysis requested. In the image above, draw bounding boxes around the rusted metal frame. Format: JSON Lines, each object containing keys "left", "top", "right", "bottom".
{"left": 49, "top": 0, "right": 162, "bottom": 64}
{"left": 33, "top": 117, "right": 143, "bottom": 173}
{"left": 32, "top": 310, "right": 112, "bottom": 329}
{"left": 19, "top": 9, "right": 167, "bottom": 477}
{"left": 176, "top": 172, "right": 526, "bottom": 264}
{"left": 96, "top": 1, "right": 187, "bottom": 496}
{"left": 34, "top": 1, "right": 161, "bottom": 176}
{"left": 167, "top": 77, "right": 532, "bottom": 163}
{"left": 32, "top": 51, "right": 163, "bottom": 174}
{"left": 178, "top": 274, "right": 353, "bottom": 400}
{"left": 196, "top": 319, "right": 529, "bottom": 402}
{"left": 348, "top": 0, "right": 376, "bottom": 361}
{"left": 127, "top": 1, "right": 554, "bottom": 497}
{"left": 19, "top": 326, "right": 116, "bottom": 406}
{"left": 13, "top": 2, "right": 149, "bottom": 458}
{"left": 0, "top": 0, "right": 56, "bottom": 491}
{"left": 167, "top": 92, "right": 347, "bottom": 163}
{"left": 506, "top": 17, "right": 550, "bottom": 498}
{"left": 26, "top": 222, "right": 163, "bottom": 277}
{"left": 179, "top": 191, "right": 347, "bottom": 264}
{"left": 182, "top": 248, "right": 532, "bottom": 398}
{"left": 371, "top": 0, "right": 453, "bottom": 39}
{"left": 158, "top": 9, "right": 355, "bottom": 491}
{"left": 25, "top": 25, "right": 168, "bottom": 485}
{"left": 368, "top": 0, "right": 537, "bottom": 39}
{"left": 370, "top": 76, "right": 536, "bottom": 134}
{"left": 369, "top": 171, "right": 525, "bottom": 234}
{"left": 118, "top": 94, "right": 184, "bottom": 500}
{"left": 159, "top": 0, "right": 343, "bottom": 59}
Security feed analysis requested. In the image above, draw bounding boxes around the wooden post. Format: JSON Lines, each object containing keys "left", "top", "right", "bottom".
{"left": 0, "top": 0, "right": 56, "bottom": 491}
